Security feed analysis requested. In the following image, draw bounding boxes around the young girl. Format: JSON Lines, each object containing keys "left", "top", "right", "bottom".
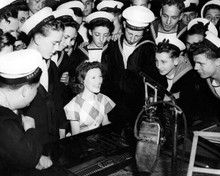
{"left": 155, "top": 35, "right": 201, "bottom": 126}
{"left": 64, "top": 61, "right": 115, "bottom": 135}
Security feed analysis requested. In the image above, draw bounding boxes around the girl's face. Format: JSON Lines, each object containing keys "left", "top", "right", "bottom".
{"left": 59, "top": 27, "right": 77, "bottom": 51}
{"left": 37, "top": 30, "right": 63, "bottom": 59}
{"left": 83, "top": 68, "right": 103, "bottom": 94}
{"left": 89, "top": 26, "right": 110, "bottom": 48}
{"left": 155, "top": 52, "right": 178, "bottom": 77}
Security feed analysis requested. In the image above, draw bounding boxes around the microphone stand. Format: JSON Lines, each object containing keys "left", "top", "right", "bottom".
{"left": 139, "top": 71, "right": 181, "bottom": 176}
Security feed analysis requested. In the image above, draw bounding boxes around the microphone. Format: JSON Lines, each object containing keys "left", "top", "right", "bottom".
{"left": 139, "top": 71, "right": 176, "bottom": 104}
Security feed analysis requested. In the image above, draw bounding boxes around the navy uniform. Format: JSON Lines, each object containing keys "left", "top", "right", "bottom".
{"left": 155, "top": 36, "right": 200, "bottom": 127}
{"left": 52, "top": 9, "right": 78, "bottom": 106}
{"left": 20, "top": 8, "right": 67, "bottom": 145}
{"left": 72, "top": 11, "right": 114, "bottom": 95}
{"left": 196, "top": 32, "right": 220, "bottom": 123}
{"left": 107, "top": 6, "right": 166, "bottom": 126}
{"left": 0, "top": 50, "right": 43, "bottom": 176}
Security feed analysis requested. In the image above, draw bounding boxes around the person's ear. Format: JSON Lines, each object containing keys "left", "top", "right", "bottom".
{"left": 174, "top": 57, "right": 179, "bottom": 66}
{"left": 88, "top": 29, "right": 92, "bottom": 36}
{"left": 179, "top": 12, "right": 183, "bottom": 20}
{"left": 160, "top": 9, "right": 162, "bottom": 17}
{"left": 34, "top": 34, "right": 42, "bottom": 46}
{"left": 215, "top": 57, "right": 220, "bottom": 67}
{"left": 21, "top": 85, "right": 29, "bottom": 98}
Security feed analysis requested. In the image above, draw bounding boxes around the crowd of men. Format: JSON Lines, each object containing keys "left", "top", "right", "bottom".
{"left": 0, "top": 0, "right": 220, "bottom": 175}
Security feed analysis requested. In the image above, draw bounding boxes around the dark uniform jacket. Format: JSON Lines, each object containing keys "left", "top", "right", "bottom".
{"left": 22, "top": 61, "right": 67, "bottom": 145}
{"left": 195, "top": 78, "right": 220, "bottom": 124}
{"left": 56, "top": 51, "right": 74, "bottom": 106}
{"left": 0, "top": 106, "right": 42, "bottom": 176}
{"left": 161, "top": 58, "right": 200, "bottom": 126}
{"left": 107, "top": 32, "right": 166, "bottom": 125}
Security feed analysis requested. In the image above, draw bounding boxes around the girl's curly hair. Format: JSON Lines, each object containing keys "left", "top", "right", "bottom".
{"left": 70, "top": 61, "right": 103, "bottom": 94}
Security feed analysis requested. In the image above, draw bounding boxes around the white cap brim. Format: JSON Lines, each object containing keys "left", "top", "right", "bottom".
{"left": 19, "top": 7, "right": 54, "bottom": 35}
{"left": 0, "top": 49, "right": 43, "bottom": 79}
{"left": 122, "top": 6, "right": 155, "bottom": 28}
{"left": 57, "top": 1, "right": 84, "bottom": 11}
{"left": 187, "top": 17, "right": 218, "bottom": 36}
{"left": 97, "top": 0, "right": 124, "bottom": 11}
{"left": 86, "top": 11, "right": 114, "bottom": 23}
{"left": 201, "top": 0, "right": 220, "bottom": 18}
{"left": 156, "top": 35, "right": 186, "bottom": 51}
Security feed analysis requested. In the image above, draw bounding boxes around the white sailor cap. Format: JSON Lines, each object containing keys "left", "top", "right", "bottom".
{"left": 0, "top": 49, "right": 42, "bottom": 85}
{"left": 201, "top": 0, "right": 220, "bottom": 18}
{"left": 122, "top": 6, "right": 154, "bottom": 30}
{"left": 86, "top": 11, "right": 114, "bottom": 23}
{"left": 0, "top": 0, "right": 17, "bottom": 15}
{"left": 155, "top": 35, "right": 186, "bottom": 51}
{"left": 97, "top": 0, "right": 124, "bottom": 11}
{"left": 187, "top": 17, "right": 218, "bottom": 36}
{"left": 205, "top": 31, "right": 220, "bottom": 47}
{"left": 57, "top": 1, "right": 85, "bottom": 12}
{"left": 53, "top": 8, "right": 77, "bottom": 22}
{"left": 19, "top": 7, "right": 54, "bottom": 36}
{"left": 183, "top": 0, "right": 199, "bottom": 12}
{"left": 0, "top": 0, "right": 16, "bottom": 9}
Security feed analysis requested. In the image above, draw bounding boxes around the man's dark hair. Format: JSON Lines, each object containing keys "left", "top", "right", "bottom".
{"left": 161, "top": 0, "right": 185, "bottom": 12}
{"left": 203, "top": 4, "right": 220, "bottom": 17}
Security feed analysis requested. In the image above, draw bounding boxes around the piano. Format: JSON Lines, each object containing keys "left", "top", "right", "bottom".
{"left": 43, "top": 124, "right": 134, "bottom": 176}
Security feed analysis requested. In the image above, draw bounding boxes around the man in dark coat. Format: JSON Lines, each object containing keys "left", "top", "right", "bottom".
{"left": 107, "top": 6, "right": 166, "bottom": 127}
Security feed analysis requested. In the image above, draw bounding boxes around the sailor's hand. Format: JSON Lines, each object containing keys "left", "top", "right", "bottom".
{"left": 35, "top": 155, "right": 53, "bottom": 170}
{"left": 22, "top": 115, "right": 35, "bottom": 131}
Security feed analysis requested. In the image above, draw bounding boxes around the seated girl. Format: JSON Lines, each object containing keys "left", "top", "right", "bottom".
{"left": 64, "top": 61, "right": 115, "bottom": 135}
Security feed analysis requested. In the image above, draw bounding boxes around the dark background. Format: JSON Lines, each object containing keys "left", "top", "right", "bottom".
{"left": 45, "top": 0, "right": 209, "bottom": 18}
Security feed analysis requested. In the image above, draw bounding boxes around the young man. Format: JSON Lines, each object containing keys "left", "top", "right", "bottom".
{"left": 26, "top": 0, "right": 46, "bottom": 16}
{"left": 186, "top": 18, "right": 218, "bottom": 50}
{"left": 56, "top": 1, "right": 85, "bottom": 55}
{"left": 107, "top": 6, "right": 166, "bottom": 126}
{"left": 79, "top": 0, "right": 95, "bottom": 42}
{"left": 201, "top": 0, "right": 220, "bottom": 26}
{"left": 186, "top": 18, "right": 218, "bottom": 65}
{"left": 191, "top": 31, "right": 220, "bottom": 123}
{"left": 181, "top": 0, "right": 199, "bottom": 25}
{"left": 0, "top": 49, "right": 53, "bottom": 176}
{"left": 96, "top": 0, "right": 124, "bottom": 41}
{"left": 150, "top": 0, "right": 186, "bottom": 42}
{"left": 20, "top": 7, "right": 67, "bottom": 145}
